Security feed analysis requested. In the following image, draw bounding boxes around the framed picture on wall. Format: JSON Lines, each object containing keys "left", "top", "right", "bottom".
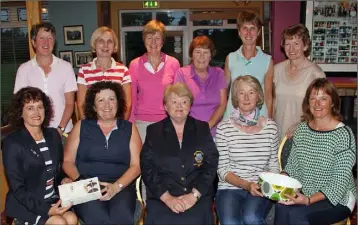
{"left": 17, "top": 8, "right": 27, "bottom": 21}
{"left": 1, "top": 9, "right": 10, "bottom": 22}
{"left": 59, "top": 50, "right": 74, "bottom": 67}
{"left": 63, "top": 25, "right": 84, "bottom": 45}
{"left": 74, "top": 51, "right": 93, "bottom": 67}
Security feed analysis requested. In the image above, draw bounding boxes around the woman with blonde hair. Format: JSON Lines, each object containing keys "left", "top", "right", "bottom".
{"left": 216, "top": 75, "right": 278, "bottom": 225}
{"left": 129, "top": 20, "right": 180, "bottom": 142}
{"left": 77, "top": 26, "right": 132, "bottom": 119}
{"left": 224, "top": 11, "right": 274, "bottom": 119}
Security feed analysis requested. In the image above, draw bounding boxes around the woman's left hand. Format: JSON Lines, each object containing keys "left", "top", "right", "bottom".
{"left": 99, "top": 182, "right": 120, "bottom": 201}
{"left": 61, "top": 177, "right": 73, "bottom": 184}
{"left": 179, "top": 193, "right": 197, "bottom": 211}
{"left": 278, "top": 192, "right": 309, "bottom": 205}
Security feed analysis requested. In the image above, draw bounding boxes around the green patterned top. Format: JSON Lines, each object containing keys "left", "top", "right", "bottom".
{"left": 284, "top": 122, "right": 357, "bottom": 208}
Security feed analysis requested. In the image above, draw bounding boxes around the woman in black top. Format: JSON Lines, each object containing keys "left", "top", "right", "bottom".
{"left": 2, "top": 87, "right": 77, "bottom": 225}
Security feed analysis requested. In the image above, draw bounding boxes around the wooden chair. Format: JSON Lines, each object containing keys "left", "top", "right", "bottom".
{"left": 278, "top": 135, "right": 293, "bottom": 171}
{"left": 134, "top": 176, "right": 145, "bottom": 225}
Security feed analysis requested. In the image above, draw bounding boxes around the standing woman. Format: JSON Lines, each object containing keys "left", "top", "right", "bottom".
{"left": 224, "top": 11, "right": 274, "bottom": 119}
{"left": 274, "top": 24, "right": 325, "bottom": 138}
{"left": 174, "top": 35, "right": 227, "bottom": 137}
{"left": 3, "top": 87, "right": 77, "bottom": 225}
{"left": 77, "top": 26, "right": 132, "bottom": 120}
{"left": 129, "top": 20, "right": 180, "bottom": 142}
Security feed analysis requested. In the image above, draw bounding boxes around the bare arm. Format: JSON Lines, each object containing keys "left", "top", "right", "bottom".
{"left": 224, "top": 55, "right": 231, "bottom": 88}
{"left": 62, "top": 121, "right": 81, "bottom": 180}
{"left": 264, "top": 59, "right": 274, "bottom": 118}
{"left": 208, "top": 89, "right": 227, "bottom": 129}
{"left": 114, "top": 123, "right": 141, "bottom": 188}
{"left": 122, "top": 83, "right": 132, "bottom": 120}
{"left": 76, "top": 84, "right": 87, "bottom": 120}
{"left": 58, "top": 91, "right": 75, "bottom": 130}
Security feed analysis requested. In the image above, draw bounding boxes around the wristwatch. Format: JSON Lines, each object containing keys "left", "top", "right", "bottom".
{"left": 57, "top": 126, "right": 65, "bottom": 132}
{"left": 116, "top": 181, "right": 123, "bottom": 191}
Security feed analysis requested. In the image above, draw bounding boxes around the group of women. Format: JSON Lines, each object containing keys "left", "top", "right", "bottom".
{"left": 2, "top": 10, "right": 356, "bottom": 225}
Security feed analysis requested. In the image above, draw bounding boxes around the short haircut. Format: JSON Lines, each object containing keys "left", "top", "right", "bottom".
{"left": 90, "top": 26, "right": 119, "bottom": 53}
{"left": 9, "top": 87, "right": 53, "bottom": 129}
{"left": 163, "top": 83, "right": 194, "bottom": 106}
{"left": 231, "top": 75, "right": 264, "bottom": 109}
{"left": 301, "top": 78, "right": 342, "bottom": 122}
{"left": 236, "top": 11, "right": 262, "bottom": 30}
{"left": 84, "top": 81, "right": 126, "bottom": 120}
{"left": 30, "top": 22, "right": 56, "bottom": 40}
{"left": 280, "top": 24, "right": 311, "bottom": 57}
{"left": 189, "top": 35, "right": 216, "bottom": 58}
{"left": 142, "top": 20, "right": 166, "bottom": 42}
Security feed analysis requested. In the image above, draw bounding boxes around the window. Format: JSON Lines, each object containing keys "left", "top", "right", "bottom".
{"left": 121, "top": 12, "right": 152, "bottom": 27}
{"left": 156, "top": 11, "right": 187, "bottom": 26}
{"left": 1, "top": 3, "right": 50, "bottom": 125}
{"left": 193, "top": 29, "right": 241, "bottom": 68}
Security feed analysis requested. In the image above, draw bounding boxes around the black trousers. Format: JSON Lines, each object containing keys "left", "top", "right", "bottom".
{"left": 74, "top": 187, "right": 136, "bottom": 225}
{"left": 274, "top": 199, "right": 351, "bottom": 225}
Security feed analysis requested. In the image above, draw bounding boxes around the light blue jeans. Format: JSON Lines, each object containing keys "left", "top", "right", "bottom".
{"left": 216, "top": 189, "right": 273, "bottom": 225}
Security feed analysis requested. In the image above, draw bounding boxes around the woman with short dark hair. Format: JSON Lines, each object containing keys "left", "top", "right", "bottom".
{"left": 275, "top": 78, "right": 356, "bottom": 225}
{"left": 174, "top": 35, "right": 227, "bottom": 137}
{"left": 63, "top": 81, "right": 141, "bottom": 224}
{"left": 274, "top": 24, "right": 326, "bottom": 139}
{"left": 3, "top": 87, "right": 77, "bottom": 225}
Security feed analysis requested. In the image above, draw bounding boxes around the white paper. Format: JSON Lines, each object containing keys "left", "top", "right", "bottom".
{"left": 58, "top": 177, "right": 102, "bottom": 207}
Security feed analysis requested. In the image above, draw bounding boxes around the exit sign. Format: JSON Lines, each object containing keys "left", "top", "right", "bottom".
{"left": 143, "top": 1, "right": 159, "bottom": 8}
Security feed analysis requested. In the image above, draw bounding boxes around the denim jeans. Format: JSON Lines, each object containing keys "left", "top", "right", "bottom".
{"left": 216, "top": 189, "right": 273, "bottom": 225}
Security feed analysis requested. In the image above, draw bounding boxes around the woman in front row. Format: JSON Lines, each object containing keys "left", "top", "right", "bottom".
{"left": 3, "top": 87, "right": 77, "bottom": 225}
{"left": 275, "top": 78, "right": 356, "bottom": 225}
{"left": 216, "top": 75, "right": 279, "bottom": 225}
{"left": 63, "top": 81, "right": 141, "bottom": 224}
{"left": 140, "top": 83, "right": 219, "bottom": 225}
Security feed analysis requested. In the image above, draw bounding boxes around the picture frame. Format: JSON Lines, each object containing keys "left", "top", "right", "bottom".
{"left": 59, "top": 50, "right": 74, "bottom": 67}
{"left": 63, "top": 25, "right": 84, "bottom": 45}
{"left": 17, "top": 8, "right": 27, "bottom": 21}
{"left": 74, "top": 51, "right": 93, "bottom": 68}
{"left": 1, "top": 9, "right": 10, "bottom": 22}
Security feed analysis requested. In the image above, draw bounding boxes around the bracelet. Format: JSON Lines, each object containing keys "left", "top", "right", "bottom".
{"left": 74, "top": 174, "right": 85, "bottom": 182}
{"left": 306, "top": 197, "right": 311, "bottom": 206}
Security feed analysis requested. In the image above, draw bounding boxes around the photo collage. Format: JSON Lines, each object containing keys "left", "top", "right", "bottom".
{"left": 311, "top": 1, "right": 357, "bottom": 64}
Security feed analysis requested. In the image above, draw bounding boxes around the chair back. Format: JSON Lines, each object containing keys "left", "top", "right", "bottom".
{"left": 134, "top": 176, "right": 145, "bottom": 225}
{"left": 278, "top": 135, "right": 294, "bottom": 171}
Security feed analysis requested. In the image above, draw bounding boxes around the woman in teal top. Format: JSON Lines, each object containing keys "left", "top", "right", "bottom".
{"left": 224, "top": 11, "right": 274, "bottom": 119}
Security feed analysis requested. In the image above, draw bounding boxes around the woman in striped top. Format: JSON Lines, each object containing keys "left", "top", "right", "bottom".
{"left": 77, "top": 27, "right": 132, "bottom": 119}
{"left": 216, "top": 75, "right": 279, "bottom": 225}
{"left": 274, "top": 78, "right": 356, "bottom": 225}
{"left": 3, "top": 87, "right": 77, "bottom": 225}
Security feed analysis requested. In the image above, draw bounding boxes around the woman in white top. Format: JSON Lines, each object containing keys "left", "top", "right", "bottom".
{"left": 273, "top": 24, "right": 325, "bottom": 139}
{"left": 216, "top": 75, "right": 279, "bottom": 225}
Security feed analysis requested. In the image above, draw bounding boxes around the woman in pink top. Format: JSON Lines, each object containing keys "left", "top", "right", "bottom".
{"left": 77, "top": 27, "right": 132, "bottom": 120}
{"left": 129, "top": 20, "right": 180, "bottom": 142}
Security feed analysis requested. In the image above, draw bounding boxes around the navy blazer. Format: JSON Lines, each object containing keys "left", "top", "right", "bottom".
{"left": 140, "top": 116, "right": 219, "bottom": 201}
{"left": 2, "top": 127, "right": 64, "bottom": 224}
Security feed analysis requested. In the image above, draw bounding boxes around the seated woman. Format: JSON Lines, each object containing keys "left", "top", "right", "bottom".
{"left": 174, "top": 35, "right": 227, "bottom": 137}
{"left": 63, "top": 81, "right": 141, "bottom": 224}
{"left": 2, "top": 87, "right": 77, "bottom": 225}
{"left": 274, "top": 78, "right": 356, "bottom": 225}
{"left": 140, "top": 83, "right": 219, "bottom": 225}
{"left": 215, "top": 75, "right": 279, "bottom": 225}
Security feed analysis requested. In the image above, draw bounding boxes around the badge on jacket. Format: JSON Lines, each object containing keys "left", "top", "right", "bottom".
{"left": 193, "top": 150, "right": 204, "bottom": 167}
